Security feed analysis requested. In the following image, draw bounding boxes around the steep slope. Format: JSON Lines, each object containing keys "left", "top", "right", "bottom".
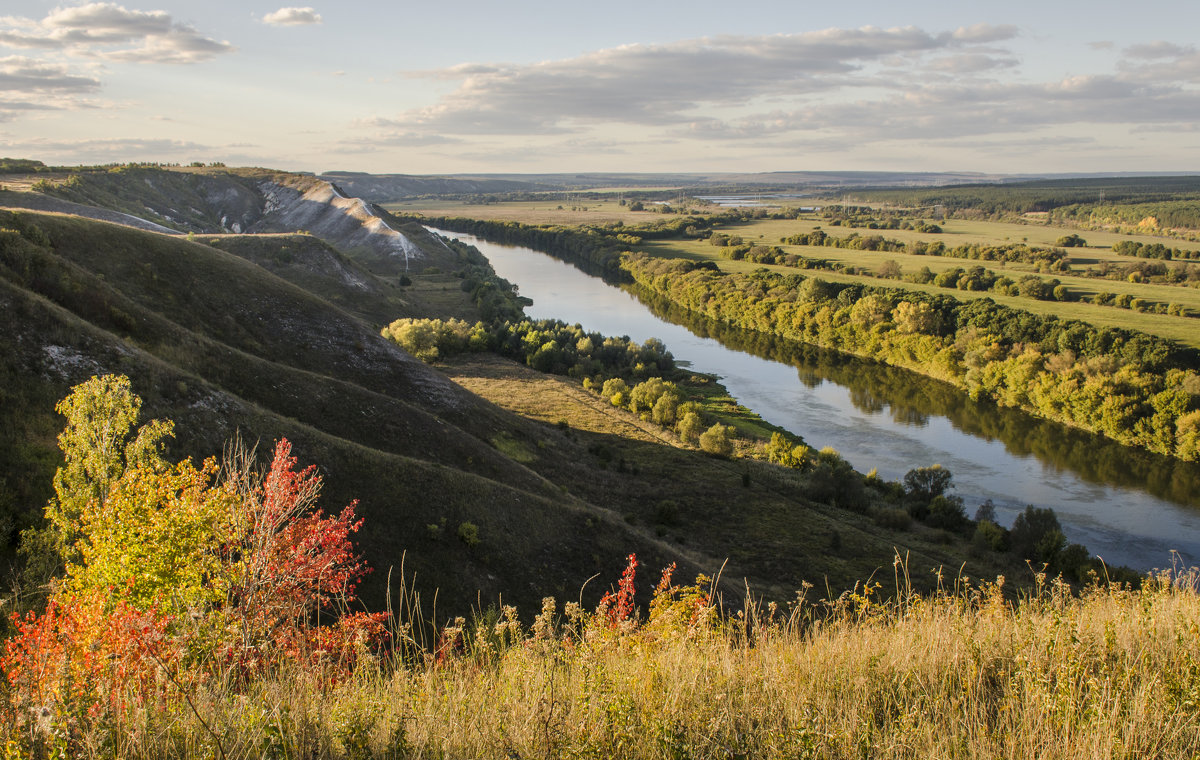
{"left": 0, "top": 199, "right": 1019, "bottom": 614}
{"left": 0, "top": 209, "right": 705, "bottom": 611}
{"left": 23, "top": 166, "right": 461, "bottom": 276}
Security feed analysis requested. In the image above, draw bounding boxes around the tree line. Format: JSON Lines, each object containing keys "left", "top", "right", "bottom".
{"left": 624, "top": 253, "right": 1200, "bottom": 461}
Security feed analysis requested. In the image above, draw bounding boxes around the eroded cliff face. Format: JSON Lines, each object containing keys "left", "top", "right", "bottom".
{"left": 252, "top": 179, "right": 427, "bottom": 270}
{"left": 11, "top": 167, "right": 452, "bottom": 272}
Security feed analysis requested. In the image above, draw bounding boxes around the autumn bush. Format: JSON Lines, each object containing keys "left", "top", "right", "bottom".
{"left": 1, "top": 375, "right": 385, "bottom": 752}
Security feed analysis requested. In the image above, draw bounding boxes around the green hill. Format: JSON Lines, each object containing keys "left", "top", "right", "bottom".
{"left": 0, "top": 170, "right": 1020, "bottom": 615}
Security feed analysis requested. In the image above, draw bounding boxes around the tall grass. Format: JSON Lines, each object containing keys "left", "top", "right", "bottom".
{"left": 5, "top": 558, "right": 1200, "bottom": 758}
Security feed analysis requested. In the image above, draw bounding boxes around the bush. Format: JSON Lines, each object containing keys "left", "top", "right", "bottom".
{"left": 973, "top": 520, "right": 1007, "bottom": 552}
{"left": 925, "top": 495, "right": 969, "bottom": 532}
{"left": 457, "top": 521, "right": 480, "bottom": 547}
{"left": 870, "top": 506, "right": 912, "bottom": 531}
{"left": 698, "top": 424, "right": 734, "bottom": 457}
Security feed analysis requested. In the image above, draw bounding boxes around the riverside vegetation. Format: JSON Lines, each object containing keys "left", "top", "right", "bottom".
{"left": 395, "top": 206, "right": 1200, "bottom": 462}
{"left": 4, "top": 376, "right": 1199, "bottom": 758}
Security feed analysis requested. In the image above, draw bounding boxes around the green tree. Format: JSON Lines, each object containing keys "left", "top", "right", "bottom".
{"left": 1009, "top": 506, "right": 1066, "bottom": 566}
{"left": 902, "top": 464, "right": 953, "bottom": 502}
{"left": 698, "top": 424, "right": 734, "bottom": 457}
{"left": 41, "top": 374, "right": 173, "bottom": 565}
{"left": 677, "top": 411, "right": 705, "bottom": 443}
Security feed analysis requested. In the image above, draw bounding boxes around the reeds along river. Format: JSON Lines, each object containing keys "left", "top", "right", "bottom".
{"left": 429, "top": 229, "right": 1200, "bottom": 573}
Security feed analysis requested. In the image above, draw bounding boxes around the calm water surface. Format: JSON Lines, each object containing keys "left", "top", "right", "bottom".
{"left": 432, "top": 229, "right": 1200, "bottom": 571}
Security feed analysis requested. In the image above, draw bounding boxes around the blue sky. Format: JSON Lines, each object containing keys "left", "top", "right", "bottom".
{"left": 1, "top": 1, "right": 1198, "bottom": 174}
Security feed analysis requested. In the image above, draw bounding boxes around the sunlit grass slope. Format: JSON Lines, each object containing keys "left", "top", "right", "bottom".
{"left": 11, "top": 562, "right": 1198, "bottom": 759}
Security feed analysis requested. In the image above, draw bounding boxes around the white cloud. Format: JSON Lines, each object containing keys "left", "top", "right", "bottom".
{"left": 262, "top": 7, "right": 323, "bottom": 26}
{"left": 0, "top": 55, "right": 100, "bottom": 93}
{"left": 385, "top": 26, "right": 1012, "bottom": 137}
{"left": 349, "top": 23, "right": 1200, "bottom": 164}
{"left": 0, "top": 3, "right": 234, "bottom": 64}
{"left": 0, "top": 136, "right": 215, "bottom": 163}
{"left": 1124, "top": 41, "right": 1192, "bottom": 59}
{"left": 924, "top": 53, "right": 1019, "bottom": 74}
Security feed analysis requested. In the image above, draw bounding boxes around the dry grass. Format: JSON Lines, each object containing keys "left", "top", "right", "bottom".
{"left": 442, "top": 353, "right": 682, "bottom": 446}
{"left": 10, "top": 564, "right": 1200, "bottom": 759}
{"left": 383, "top": 198, "right": 704, "bottom": 227}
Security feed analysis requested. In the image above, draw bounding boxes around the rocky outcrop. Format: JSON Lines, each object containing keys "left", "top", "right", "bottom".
{"left": 253, "top": 179, "right": 427, "bottom": 270}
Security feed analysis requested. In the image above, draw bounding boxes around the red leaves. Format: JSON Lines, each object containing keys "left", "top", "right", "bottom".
{"left": 234, "top": 440, "right": 369, "bottom": 627}
{"left": 1, "top": 594, "right": 176, "bottom": 730}
{"left": 598, "top": 553, "right": 639, "bottom": 629}
{"left": 2, "top": 436, "right": 384, "bottom": 730}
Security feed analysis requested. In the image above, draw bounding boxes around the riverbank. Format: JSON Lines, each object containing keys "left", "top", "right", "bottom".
{"left": 425, "top": 227, "right": 1200, "bottom": 571}
{"left": 399, "top": 213, "right": 1198, "bottom": 464}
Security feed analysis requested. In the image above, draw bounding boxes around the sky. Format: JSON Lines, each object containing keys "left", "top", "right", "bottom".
{"left": 1, "top": 0, "right": 1199, "bottom": 175}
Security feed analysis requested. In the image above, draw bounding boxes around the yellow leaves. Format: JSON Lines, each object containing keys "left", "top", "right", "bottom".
{"left": 70, "top": 455, "right": 240, "bottom": 612}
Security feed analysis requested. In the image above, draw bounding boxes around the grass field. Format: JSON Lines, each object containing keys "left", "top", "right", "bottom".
{"left": 11, "top": 566, "right": 1200, "bottom": 759}
{"left": 640, "top": 239, "right": 1200, "bottom": 349}
{"left": 383, "top": 198, "right": 713, "bottom": 227}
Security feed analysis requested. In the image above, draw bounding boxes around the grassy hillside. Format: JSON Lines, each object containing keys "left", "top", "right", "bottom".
{"left": 7, "top": 560, "right": 1198, "bottom": 758}
{"left": 0, "top": 201, "right": 1026, "bottom": 618}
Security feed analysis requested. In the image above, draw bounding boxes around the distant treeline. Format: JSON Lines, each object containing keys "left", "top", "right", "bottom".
{"left": 0, "top": 158, "right": 48, "bottom": 174}
{"left": 835, "top": 175, "right": 1200, "bottom": 213}
{"left": 625, "top": 253, "right": 1200, "bottom": 461}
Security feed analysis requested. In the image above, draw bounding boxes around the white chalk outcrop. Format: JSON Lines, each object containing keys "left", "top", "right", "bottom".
{"left": 254, "top": 180, "right": 425, "bottom": 269}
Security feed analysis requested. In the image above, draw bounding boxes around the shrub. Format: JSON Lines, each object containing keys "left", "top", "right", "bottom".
{"left": 698, "top": 424, "right": 734, "bottom": 457}
{"left": 457, "top": 521, "right": 480, "bottom": 547}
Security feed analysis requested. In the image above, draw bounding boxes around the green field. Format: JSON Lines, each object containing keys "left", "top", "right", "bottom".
{"left": 643, "top": 217, "right": 1200, "bottom": 350}
{"left": 384, "top": 197, "right": 713, "bottom": 227}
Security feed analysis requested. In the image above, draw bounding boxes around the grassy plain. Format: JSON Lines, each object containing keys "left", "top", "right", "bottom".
{"left": 394, "top": 194, "right": 1200, "bottom": 347}
{"left": 383, "top": 198, "right": 707, "bottom": 226}
{"left": 641, "top": 236, "right": 1200, "bottom": 349}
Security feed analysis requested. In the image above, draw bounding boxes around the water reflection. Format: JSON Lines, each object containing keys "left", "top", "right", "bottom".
{"left": 430, "top": 229, "right": 1200, "bottom": 570}
{"left": 633, "top": 287, "right": 1200, "bottom": 509}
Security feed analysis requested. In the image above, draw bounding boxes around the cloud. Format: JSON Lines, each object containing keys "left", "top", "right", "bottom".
{"left": 950, "top": 23, "right": 1019, "bottom": 43}
{"left": 1124, "top": 41, "right": 1193, "bottom": 59}
{"left": 262, "top": 7, "right": 323, "bottom": 26}
{"left": 0, "top": 55, "right": 100, "bottom": 93}
{"left": 0, "top": 135, "right": 215, "bottom": 162}
{"left": 679, "top": 74, "right": 1200, "bottom": 145}
{"left": 382, "top": 25, "right": 1027, "bottom": 138}
{"left": 924, "top": 53, "right": 1019, "bottom": 74}
{"left": 337, "top": 130, "right": 461, "bottom": 148}
{"left": 351, "top": 22, "right": 1200, "bottom": 165}
{"left": 0, "top": 3, "right": 233, "bottom": 64}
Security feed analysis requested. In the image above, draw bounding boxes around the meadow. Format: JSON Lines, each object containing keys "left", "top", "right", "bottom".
{"left": 8, "top": 556, "right": 1200, "bottom": 759}
{"left": 389, "top": 198, "right": 1200, "bottom": 349}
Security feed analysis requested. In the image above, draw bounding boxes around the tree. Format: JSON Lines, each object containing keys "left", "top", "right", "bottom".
{"left": 1009, "top": 505, "right": 1066, "bottom": 566}
{"left": 876, "top": 260, "right": 902, "bottom": 279}
{"left": 903, "top": 464, "right": 953, "bottom": 502}
{"left": 698, "top": 424, "right": 734, "bottom": 457}
{"left": 677, "top": 411, "right": 705, "bottom": 443}
{"left": 893, "top": 300, "right": 935, "bottom": 334}
{"left": 42, "top": 374, "right": 173, "bottom": 563}
{"left": 4, "top": 376, "right": 385, "bottom": 733}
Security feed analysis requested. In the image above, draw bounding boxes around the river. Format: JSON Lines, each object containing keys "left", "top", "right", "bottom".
{"left": 432, "top": 229, "right": 1200, "bottom": 572}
